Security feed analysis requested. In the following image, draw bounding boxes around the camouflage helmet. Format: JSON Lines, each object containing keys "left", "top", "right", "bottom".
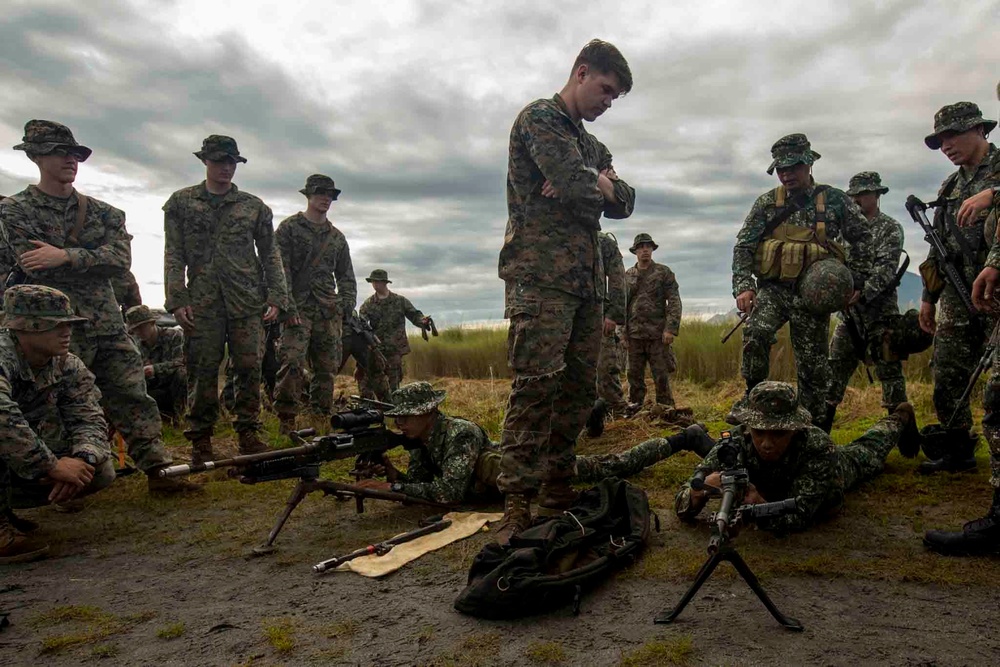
{"left": 924, "top": 102, "right": 997, "bottom": 150}
{"left": 1, "top": 284, "right": 87, "bottom": 332}
{"left": 846, "top": 171, "right": 889, "bottom": 196}
{"left": 125, "top": 305, "right": 157, "bottom": 332}
{"left": 384, "top": 381, "right": 446, "bottom": 417}
{"left": 13, "top": 119, "right": 92, "bottom": 161}
{"left": 629, "top": 233, "right": 658, "bottom": 253}
{"left": 797, "top": 258, "right": 854, "bottom": 315}
{"left": 766, "top": 133, "right": 820, "bottom": 175}
{"left": 299, "top": 174, "right": 341, "bottom": 199}
{"left": 886, "top": 309, "right": 933, "bottom": 360}
{"left": 365, "top": 269, "right": 392, "bottom": 283}
{"left": 730, "top": 381, "right": 813, "bottom": 431}
{"left": 194, "top": 135, "right": 247, "bottom": 163}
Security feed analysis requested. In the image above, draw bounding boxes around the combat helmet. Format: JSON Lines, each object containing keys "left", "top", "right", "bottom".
{"left": 796, "top": 258, "right": 853, "bottom": 315}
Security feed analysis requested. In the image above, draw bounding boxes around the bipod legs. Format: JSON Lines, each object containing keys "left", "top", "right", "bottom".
{"left": 654, "top": 546, "right": 803, "bottom": 631}
{"left": 251, "top": 479, "right": 314, "bottom": 556}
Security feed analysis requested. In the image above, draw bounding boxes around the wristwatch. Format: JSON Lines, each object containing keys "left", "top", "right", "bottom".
{"left": 73, "top": 451, "right": 99, "bottom": 466}
{"left": 390, "top": 482, "right": 404, "bottom": 493}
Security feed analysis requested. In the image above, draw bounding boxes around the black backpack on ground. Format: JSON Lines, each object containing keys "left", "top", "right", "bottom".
{"left": 454, "top": 478, "right": 652, "bottom": 619}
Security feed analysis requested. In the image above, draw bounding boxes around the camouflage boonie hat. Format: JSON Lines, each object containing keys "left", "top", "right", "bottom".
{"left": 924, "top": 102, "right": 997, "bottom": 150}
{"left": 299, "top": 174, "right": 341, "bottom": 199}
{"left": 13, "top": 119, "right": 92, "bottom": 161}
{"left": 846, "top": 171, "right": 889, "bottom": 196}
{"left": 365, "top": 269, "right": 392, "bottom": 283}
{"left": 124, "top": 305, "right": 157, "bottom": 332}
{"left": 384, "top": 381, "right": 446, "bottom": 417}
{"left": 194, "top": 135, "right": 247, "bottom": 163}
{"left": 766, "top": 133, "right": 820, "bottom": 175}
{"left": 1, "top": 284, "right": 87, "bottom": 332}
{"left": 629, "top": 233, "right": 658, "bottom": 254}
{"left": 730, "top": 381, "right": 813, "bottom": 431}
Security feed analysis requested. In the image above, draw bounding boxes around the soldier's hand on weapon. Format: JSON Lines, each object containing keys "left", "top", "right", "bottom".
{"left": 744, "top": 483, "right": 767, "bottom": 505}
{"left": 736, "top": 290, "right": 756, "bottom": 315}
{"left": 45, "top": 456, "right": 94, "bottom": 503}
{"left": 919, "top": 300, "right": 937, "bottom": 335}
{"left": 381, "top": 452, "right": 402, "bottom": 483}
{"left": 957, "top": 188, "right": 995, "bottom": 227}
{"left": 173, "top": 306, "right": 195, "bottom": 331}
{"left": 262, "top": 304, "right": 280, "bottom": 323}
{"left": 143, "top": 365, "right": 154, "bottom": 379}
{"left": 972, "top": 267, "right": 1000, "bottom": 312}
{"left": 603, "top": 317, "right": 617, "bottom": 336}
{"left": 662, "top": 330, "right": 675, "bottom": 346}
{"left": 19, "top": 240, "right": 70, "bottom": 271}
{"left": 689, "top": 472, "right": 722, "bottom": 502}
{"left": 848, "top": 290, "right": 861, "bottom": 306}
{"left": 354, "top": 478, "right": 391, "bottom": 491}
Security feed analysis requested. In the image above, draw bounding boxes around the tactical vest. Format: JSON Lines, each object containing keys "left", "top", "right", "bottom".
{"left": 754, "top": 186, "right": 846, "bottom": 282}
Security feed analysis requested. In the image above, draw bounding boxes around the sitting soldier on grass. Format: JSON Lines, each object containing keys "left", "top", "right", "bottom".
{"left": 0, "top": 285, "right": 116, "bottom": 564}
{"left": 126, "top": 305, "right": 187, "bottom": 422}
{"left": 675, "top": 381, "right": 920, "bottom": 533}
{"left": 353, "top": 382, "right": 715, "bottom": 507}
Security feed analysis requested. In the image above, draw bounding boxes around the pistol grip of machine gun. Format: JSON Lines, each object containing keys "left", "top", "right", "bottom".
{"left": 355, "top": 495, "right": 365, "bottom": 514}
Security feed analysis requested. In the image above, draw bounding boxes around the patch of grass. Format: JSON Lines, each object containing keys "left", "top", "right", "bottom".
{"left": 156, "top": 622, "right": 185, "bottom": 639}
{"left": 619, "top": 635, "right": 694, "bottom": 666}
{"left": 263, "top": 617, "right": 297, "bottom": 653}
{"left": 30, "top": 605, "right": 107, "bottom": 627}
{"left": 90, "top": 643, "right": 118, "bottom": 659}
{"left": 429, "top": 631, "right": 503, "bottom": 667}
{"left": 324, "top": 618, "right": 359, "bottom": 639}
{"left": 526, "top": 640, "right": 567, "bottom": 664}
{"left": 415, "top": 624, "right": 435, "bottom": 644}
{"left": 36, "top": 607, "right": 156, "bottom": 654}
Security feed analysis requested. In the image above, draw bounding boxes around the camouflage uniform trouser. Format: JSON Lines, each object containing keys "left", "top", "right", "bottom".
{"left": 72, "top": 333, "right": 172, "bottom": 472}
{"left": 741, "top": 282, "right": 830, "bottom": 423}
{"left": 358, "top": 350, "right": 392, "bottom": 403}
{"left": 147, "top": 368, "right": 188, "bottom": 421}
{"left": 274, "top": 306, "right": 342, "bottom": 416}
{"left": 575, "top": 435, "right": 678, "bottom": 483}
{"left": 980, "top": 358, "right": 1000, "bottom": 489}
{"left": 596, "top": 332, "right": 628, "bottom": 412}
{"left": 2, "top": 458, "right": 116, "bottom": 513}
{"left": 384, "top": 352, "right": 405, "bottom": 394}
{"left": 828, "top": 320, "right": 907, "bottom": 410}
{"left": 931, "top": 292, "right": 985, "bottom": 432}
{"left": 186, "top": 309, "right": 263, "bottom": 438}
{"left": 497, "top": 283, "right": 601, "bottom": 495}
{"left": 837, "top": 411, "right": 903, "bottom": 491}
{"left": 626, "top": 337, "right": 675, "bottom": 407}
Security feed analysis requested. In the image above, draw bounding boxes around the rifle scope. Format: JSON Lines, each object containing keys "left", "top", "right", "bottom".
{"left": 330, "top": 409, "right": 384, "bottom": 431}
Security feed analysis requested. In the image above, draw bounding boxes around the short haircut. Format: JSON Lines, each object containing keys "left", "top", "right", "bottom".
{"left": 572, "top": 39, "right": 633, "bottom": 94}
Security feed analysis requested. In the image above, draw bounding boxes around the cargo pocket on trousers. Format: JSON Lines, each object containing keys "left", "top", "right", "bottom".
{"left": 505, "top": 298, "right": 541, "bottom": 371}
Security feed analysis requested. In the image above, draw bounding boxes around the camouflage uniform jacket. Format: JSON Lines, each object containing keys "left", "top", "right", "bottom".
{"left": 131, "top": 326, "right": 185, "bottom": 378}
{"left": 0, "top": 187, "right": 131, "bottom": 336}
{"left": 359, "top": 292, "right": 425, "bottom": 356}
{"left": 499, "top": 94, "right": 635, "bottom": 302}
{"left": 162, "top": 182, "right": 288, "bottom": 317}
{"left": 599, "top": 232, "right": 626, "bottom": 325}
{"left": 847, "top": 212, "right": 904, "bottom": 324}
{"left": 625, "top": 261, "right": 682, "bottom": 339}
{"left": 732, "top": 182, "right": 873, "bottom": 297}
{"left": 111, "top": 270, "right": 142, "bottom": 313}
{"left": 0, "top": 331, "right": 109, "bottom": 480}
{"left": 274, "top": 213, "right": 357, "bottom": 319}
{"left": 397, "top": 413, "right": 496, "bottom": 504}
{"left": 676, "top": 426, "right": 842, "bottom": 533}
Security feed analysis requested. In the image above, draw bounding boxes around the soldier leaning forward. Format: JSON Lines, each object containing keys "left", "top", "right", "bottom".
{"left": 163, "top": 135, "right": 289, "bottom": 463}
{"left": 732, "top": 133, "right": 872, "bottom": 429}
{"left": 274, "top": 174, "right": 357, "bottom": 432}
{"left": 126, "top": 305, "right": 187, "bottom": 422}
{"left": 0, "top": 120, "right": 194, "bottom": 495}
{"left": 596, "top": 231, "right": 628, "bottom": 414}
{"left": 359, "top": 269, "right": 430, "bottom": 398}
{"left": 827, "top": 172, "right": 908, "bottom": 418}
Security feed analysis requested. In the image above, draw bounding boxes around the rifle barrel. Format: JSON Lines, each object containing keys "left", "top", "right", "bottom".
{"left": 313, "top": 519, "right": 452, "bottom": 572}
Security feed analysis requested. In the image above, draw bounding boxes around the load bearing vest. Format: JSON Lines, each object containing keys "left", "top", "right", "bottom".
{"left": 754, "top": 186, "right": 846, "bottom": 281}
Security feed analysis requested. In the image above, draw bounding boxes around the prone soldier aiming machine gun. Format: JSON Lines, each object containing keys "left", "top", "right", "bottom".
{"left": 655, "top": 431, "right": 803, "bottom": 631}
{"left": 158, "top": 408, "right": 450, "bottom": 555}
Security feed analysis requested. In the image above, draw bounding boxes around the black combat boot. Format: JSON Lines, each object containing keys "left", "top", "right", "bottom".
{"left": 924, "top": 490, "right": 1000, "bottom": 556}
{"left": 672, "top": 423, "right": 716, "bottom": 458}
{"left": 586, "top": 399, "right": 609, "bottom": 438}
{"left": 892, "top": 403, "right": 921, "bottom": 458}
{"left": 918, "top": 429, "right": 978, "bottom": 474}
{"left": 814, "top": 403, "right": 837, "bottom": 434}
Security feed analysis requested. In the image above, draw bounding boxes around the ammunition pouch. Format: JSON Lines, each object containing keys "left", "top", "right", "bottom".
{"left": 753, "top": 188, "right": 845, "bottom": 282}
{"left": 918, "top": 258, "right": 946, "bottom": 296}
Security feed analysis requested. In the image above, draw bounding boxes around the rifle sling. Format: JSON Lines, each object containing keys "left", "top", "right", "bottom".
{"left": 930, "top": 175, "right": 979, "bottom": 265}
{"left": 67, "top": 193, "right": 89, "bottom": 245}
{"left": 761, "top": 185, "right": 830, "bottom": 240}
{"left": 292, "top": 221, "right": 336, "bottom": 297}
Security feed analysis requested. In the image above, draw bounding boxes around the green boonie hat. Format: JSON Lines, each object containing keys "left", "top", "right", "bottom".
{"left": 924, "top": 102, "right": 997, "bottom": 150}
{"left": 384, "top": 381, "right": 446, "bottom": 417}
{"left": 629, "top": 233, "right": 658, "bottom": 253}
{"left": 1, "top": 284, "right": 88, "bottom": 332}
{"left": 194, "top": 134, "right": 247, "bottom": 163}
{"left": 846, "top": 171, "right": 889, "bottom": 196}
{"left": 730, "top": 381, "right": 813, "bottom": 431}
{"left": 366, "top": 269, "right": 392, "bottom": 283}
{"left": 766, "top": 133, "right": 820, "bottom": 175}
{"left": 124, "top": 305, "right": 157, "bottom": 331}
{"left": 13, "top": 119, "right": 92, "bottom": 161}
{"left": 299, "top": 173, "right": 342, "bottom": 199}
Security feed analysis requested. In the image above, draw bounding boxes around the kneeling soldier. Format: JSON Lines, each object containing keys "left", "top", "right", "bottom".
{"left": 126, "top": 305, "right": 187, "bottom": 422}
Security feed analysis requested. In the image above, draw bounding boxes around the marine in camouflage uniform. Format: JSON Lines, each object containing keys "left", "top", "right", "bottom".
{"left": 163, "top": 135, "right": 289, "bottom": 461}
{"left": 625, "top": 233, "right": 681, "bottom": 407}
{"left": 126, "top": 305, "right": 186, "bottom": 422}
{"left": 0, "top": 120, "right": 192, "bottom": 494}
{"left": 111, "top": 269, "right": 142, "bottom": 316}
{"left": 732, "top": 134, "right": 872, "bottom": 426}
{"left": 827, "top": 172, "right": 907, "bottom": 413}
{"left": 496, "top": 40, "right": 636, "bottom": 538}
{"left": 358, "top": 269, "right": 429, "bottom": 400}
{"left": 675, "top": 381, "right": 918, "bottom": 533}
{"left": 274, "top": 175, "right": 357, "bottom": 428}
{"left": 595, "top": 231, "right": 628, "bottom": 413}
{"left": 0, "top": 285, "right": 116, "bottom": 563}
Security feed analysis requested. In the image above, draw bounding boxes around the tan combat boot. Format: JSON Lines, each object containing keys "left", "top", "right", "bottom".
{"left": 238, "top": 430, "right": 271, "bottom": 456}
{"left": 190, "top": 434, "right": 216, "bottom": 467}
{"left": 536, "top": 482, "right": 580, "bottom": 517}
{"left": 0, "top": 511, "right": 49, "bottom": 565}
{"left": 278, "top": 413, "right": 297, "bottom": 436}
{"left": 493, "top": 493, "right": 531, "bottom": 547}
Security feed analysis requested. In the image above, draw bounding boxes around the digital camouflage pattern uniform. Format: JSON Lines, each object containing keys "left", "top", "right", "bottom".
{"left": 596, "top": 231, "right": 627, "bottom": 412}
{"left": 0, "top": 120, "right": 173, "bottom": 474}
{"left": 497, "top": 93, "right": 635, "bottom": 495}
{"left": 111, "top": 270, "right": 142, "bottom": 316}
{"left": 625, "top": 234, "right": 681, "bottom": 407}
{"left": 126, "top": 305, "right": 186, "bottom": 421}
{"left": 733, "top": 134, "right": 872, "bottom": 423}
{"left": 675, "top": 382, "right": 906, "bottom": 533}
{"left": 0, "top": 285, "right": 115, "bottom": 515}
{"left": 359, "top": 271, "right": 426, "bottom": 399}
{"left": 828, "top": 172, "right": 907, "bottom": 410}
{"left": 274, "top": 175, "right": 356, "bottom": 417}
{"left": 163, "top": 136, "right": 289, "bottom": 441}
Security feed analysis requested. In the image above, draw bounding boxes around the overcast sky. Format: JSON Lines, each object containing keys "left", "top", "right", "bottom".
{"left": 0, "top": 0, "right": 997, "bottom": 324}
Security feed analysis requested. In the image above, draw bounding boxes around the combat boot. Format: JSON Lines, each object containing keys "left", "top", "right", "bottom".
{"left": 918, "top": 429, "right": 978, "bottom": 475}
{"left": 146, "top": 466, "right": 203, "bottom": 496}
{"left": 924, "top": 491, "right": 1000, "bottom": 556}
{"left": 892, "top": 403, "right": 921, "bottom": 458}
{"left": 4, "top": 509, "right": 38, "bottom": 533}
{"left": 493, "top": 493, "right": 531, "bottom": 546}
{"left": 278, "top": 413, "right": 297, "bottom": 436}
{"left": 585, "top": 399, "right": 608, "bottom": 438}
{"left": 674, "top": 423, "right": 716, "bottom": 458}
{"left": 0, "top": 511, "right": 49, "bottom": 565}
{"left": 238, "top": 430, "right": 271, "bottom": 456}
{"left": 815, "top": 404, "right": 837, "bottom": 434}
{"left": 189, "top": 434, "right": 216, "bottom": 467}
{"left": 536, "top": 481, "right": 580, "bottom": 517}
